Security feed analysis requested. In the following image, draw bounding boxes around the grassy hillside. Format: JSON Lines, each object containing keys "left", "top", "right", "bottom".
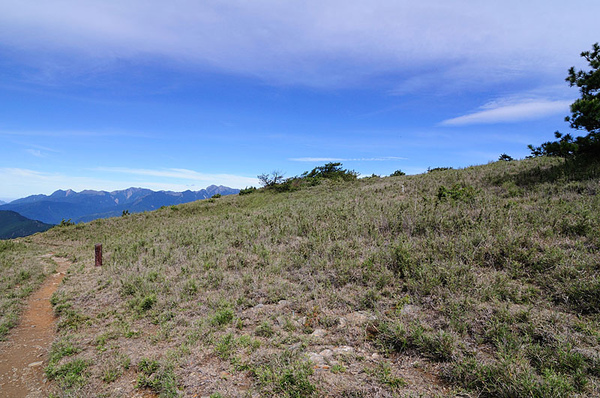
{"left": 8, "top": 157, "right": 600, "bottom": 397}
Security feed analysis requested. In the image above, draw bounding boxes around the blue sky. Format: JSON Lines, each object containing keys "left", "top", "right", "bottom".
{"left": 1, "top": 0, "right": 599, "bottom": 201}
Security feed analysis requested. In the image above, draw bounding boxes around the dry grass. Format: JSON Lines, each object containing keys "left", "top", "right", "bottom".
{"left": 6, "top": 156, "right": 600, "bottom": 397}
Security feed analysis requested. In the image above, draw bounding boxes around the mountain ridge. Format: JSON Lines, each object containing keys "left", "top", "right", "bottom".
{"left": 0, "top": 185, "right": 239, "bottom": 224}
{"left": 0, "top": 210, "right": 53, "bottom": 239}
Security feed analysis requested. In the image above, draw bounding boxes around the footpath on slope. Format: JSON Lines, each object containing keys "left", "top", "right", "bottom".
{"left": 0, "top": 255, "right": 70, "bottom": 398}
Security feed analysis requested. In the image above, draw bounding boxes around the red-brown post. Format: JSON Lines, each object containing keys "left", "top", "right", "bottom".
{"left": 95, "top": 244, "right": 102, "bottom": 267}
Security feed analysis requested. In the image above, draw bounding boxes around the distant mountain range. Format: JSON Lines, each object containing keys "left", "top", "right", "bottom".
{"left": 0, "top": 186, "right": 239, "bottom": 225}
{"left": 0, "top": 210, "right": 53, "bottom": 240}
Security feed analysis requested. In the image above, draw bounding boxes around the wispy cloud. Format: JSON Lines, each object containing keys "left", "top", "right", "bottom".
{"left": 27, "top": 143, "right": 60, "bottom": 152}
{"left": 25, "top": 149, "right": 43, "bottom": 157}
{"left": 0, "top": 1, "right": 596, "bottom": 88}
{"left": 440, "top": 99, "right": 571, "bottom": 126}
{"left": 289, "top": 156, "right": 406, "bottom": 162}
{"left": 0, "top": 129, "right": 151, "bottom": 138}
{"left": 94, "top": 167, "right": 258, "bottom": 187}
{"left": 0, "top": 168, "right": 119, "bottom": 197}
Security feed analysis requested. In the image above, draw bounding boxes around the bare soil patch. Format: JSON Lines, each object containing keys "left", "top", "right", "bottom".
{"left": 0, "top": 256, "right": 70, "bottom": 397}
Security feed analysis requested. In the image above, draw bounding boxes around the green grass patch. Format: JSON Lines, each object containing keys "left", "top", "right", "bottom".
{"left": 252, "top": 350, "right": 316, "bottom": 397}
{"left": 136, "top": 357, "right": 178, "bottom": 397}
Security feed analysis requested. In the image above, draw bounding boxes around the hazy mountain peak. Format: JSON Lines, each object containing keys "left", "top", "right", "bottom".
{"left": 80, "top": 190, "right": 105, "bottom": 195}
{"left": 0, "top": 185, "right": 239, "bottom": 225}
{"left": 50, "top": 189, "right": 67, "bottom": 197}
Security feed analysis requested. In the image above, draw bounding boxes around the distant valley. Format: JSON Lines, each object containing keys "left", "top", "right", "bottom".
{"left": 0, "top": 185, "right": 239, "bottom": 225}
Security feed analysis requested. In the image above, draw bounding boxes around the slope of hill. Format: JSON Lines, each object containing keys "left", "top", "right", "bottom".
{"left": 0, "top": 185, "right": 239, "bottom": 224}
{"left": 7, "top": 157, "right": 600, "bottom": 397}
{"left": 0, "top": 210, "right": 53, "bottom": 240}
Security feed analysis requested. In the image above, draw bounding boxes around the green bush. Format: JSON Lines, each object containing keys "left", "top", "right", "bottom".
{"left": 210, "top": 308, "right": 234, "bottom": 326}
{"left": 428, "top": 167, "right": 453, "bottom": 173}
{"left": 448, "top": 356, "right": 579, "bottom": 397}
{"left": 301, "top": 162, "right": 358, "bottom": 181}
{"left": 375, "top": 320, "right": 454, "bottom": 362}
{"left": 257, "top": 162, "right": 358, "bottom": 193}
{"left": 57, "top": 219, "right": 75, "bottom": 227}
{"left": 239, "top": 186, "right": 257, "bottom": 195}
{"left": 0, "top": 240, "right": 17, "bottom": 253}
{"left": 138, "top": 294, "right": 157, "bottom": 312}
{"left": 437, "top": 184, "right": 477, "bottom": 202}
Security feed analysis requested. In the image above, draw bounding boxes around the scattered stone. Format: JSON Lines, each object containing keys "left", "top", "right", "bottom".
{"left": 573, "top": 347, "right": 600, "bottom": 361}
{"left": 27, "top": 361, "right": 43, "bottom": 368}
{"left": 278, "top": 300, "right": 290, "bottom": 307}
{"left": 338, "top": 317, "right": 347, "bottom": 328}
{"left": 220, "top": 371, "right": 230, "bottom": 379}
{"left": 319, "top": 349, "right": 334, "bottom": 358}
{"left": 254, "top": 304, "right": 264, "bottom": 309}
{"left": 345, "top": 311, "right": 376, "bottom": 326}
{"left": 308, "top": 352, "right": 337, "bottom": 370}
{"left": 311, "top": 328, "right": 327, "bottom": 338}
{"left": 288, "top": 342, "right": 303, "bottom": 352}
{"left": 333, "top": 346, "right": 354, "bottom": 355}
{"left": 240, "top": 312, "right": 252, "bottom": 320}
{"left": 400, "top": 304, "right": 420, "bottom": 316}
{"left": 307, "top": 353, "right": 325, "bottom": 365}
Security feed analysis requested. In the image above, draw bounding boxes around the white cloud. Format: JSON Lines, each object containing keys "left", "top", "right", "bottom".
{"left": 0, "top": 1, "right": 597, "bottom": 88}
{"left": 289, "top": 156, "right": 406, "bottom": 162}
{"left": 440, "top": 99, "right": 572, "bottom": 126}
{"left": 289, "top": 157, "right": 347, "bottom": 162}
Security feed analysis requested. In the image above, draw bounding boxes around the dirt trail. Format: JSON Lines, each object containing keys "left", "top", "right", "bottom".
{"left": 0, "top": 256, "right": 70, "bottom": 398}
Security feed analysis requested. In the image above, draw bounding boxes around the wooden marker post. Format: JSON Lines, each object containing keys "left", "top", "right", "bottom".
{"left": 95, "top": 244, "right": 102, "bottom": 267}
